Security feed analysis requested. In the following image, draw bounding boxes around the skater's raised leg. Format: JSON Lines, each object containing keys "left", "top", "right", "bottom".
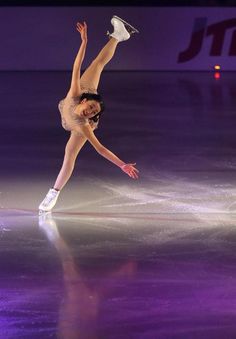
{"left": 80, "top": 38, "right": 119, "bottom": 91}
{"left": 80, "top": 15, "right": 137, "bottom": 90}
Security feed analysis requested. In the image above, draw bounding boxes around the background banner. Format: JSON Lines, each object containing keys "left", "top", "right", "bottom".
{"left": 0, "top": 7, "right": 235, "bottom": 70}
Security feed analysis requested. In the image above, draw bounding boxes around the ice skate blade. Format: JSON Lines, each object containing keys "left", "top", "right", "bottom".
{"left": 112, "top": 15, "right": 139, "bottom": 34}
{"left": 39, "top": 209, "right": 52, "bottom": 215}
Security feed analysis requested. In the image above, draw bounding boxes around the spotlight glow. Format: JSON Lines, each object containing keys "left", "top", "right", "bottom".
{"left": 214, "top": 72, "right": 221, "bottom": 80}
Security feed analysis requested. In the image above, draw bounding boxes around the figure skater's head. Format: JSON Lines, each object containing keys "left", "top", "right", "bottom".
{"left": 78, "top": 93, "right": 105, "bottom": 122}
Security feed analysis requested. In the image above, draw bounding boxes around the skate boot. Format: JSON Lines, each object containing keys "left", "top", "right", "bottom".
{"left": 107, "top": 15, "right": 139, "bottom": 42}
{"left": 38, "top": 188, "right": 60, "bottom": 214}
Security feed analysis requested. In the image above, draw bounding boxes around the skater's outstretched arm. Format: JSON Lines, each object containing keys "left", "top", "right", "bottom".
{"left": 66, "top": 21, "right": 87, "bottom": 98}
{"left": 79, "top": 124, "right": 139, "bottom": 179}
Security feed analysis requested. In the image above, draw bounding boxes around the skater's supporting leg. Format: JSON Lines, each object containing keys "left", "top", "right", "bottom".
{"left": 54, "top": 132, "right": 87, "bottom": 191}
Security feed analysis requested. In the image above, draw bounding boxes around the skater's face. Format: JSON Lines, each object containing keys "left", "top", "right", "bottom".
{"left": 78, "top": 99, "right": 101, "bottom": 119}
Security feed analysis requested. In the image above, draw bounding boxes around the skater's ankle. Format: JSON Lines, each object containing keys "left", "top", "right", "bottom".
{"left": 52, "top": 187, "right": 60, "bottom": 192}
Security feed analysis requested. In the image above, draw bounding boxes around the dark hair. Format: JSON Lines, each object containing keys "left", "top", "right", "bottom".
{"left": 79, "top": 92, "right": 105, "bottom": 123}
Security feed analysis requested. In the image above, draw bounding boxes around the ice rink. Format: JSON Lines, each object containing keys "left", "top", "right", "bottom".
{"left": 1, "top": 71, "right": 236, "bottom": 338}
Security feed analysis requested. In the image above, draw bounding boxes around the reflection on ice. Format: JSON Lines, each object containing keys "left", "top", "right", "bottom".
{"left": 38, "top": 214, "right": 137, "bottom": 339}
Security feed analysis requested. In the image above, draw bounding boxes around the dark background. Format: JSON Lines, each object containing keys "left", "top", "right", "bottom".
{"left": 0, "top": 0, "right": 235, "bottom": 7}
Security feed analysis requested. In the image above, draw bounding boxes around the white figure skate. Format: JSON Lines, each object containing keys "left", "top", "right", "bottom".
{"left": 107, "top": 15, "right": 139, "bottom": 42}
{"left": 38, "top": 188, "right": 60, "bottom": 214}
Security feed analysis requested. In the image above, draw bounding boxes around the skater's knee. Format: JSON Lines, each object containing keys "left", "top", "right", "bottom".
{"left": 65, "top": 143, "right": 79, "bottom": 157}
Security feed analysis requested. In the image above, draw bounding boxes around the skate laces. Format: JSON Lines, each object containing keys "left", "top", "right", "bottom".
{"left": 43, "top": 191, "right": 57, "bottom": 206}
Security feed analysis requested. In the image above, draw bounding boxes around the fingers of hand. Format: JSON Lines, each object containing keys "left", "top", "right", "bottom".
{"left": 76, "top": 22, "right": 82, "bottom": 29}
{"left": 121, "top": 163, "right": 139, "bottom": 179}
{"left": 127, "top": 165, "right": 139, "bottom": 174}
{"left": 130, "top": 173, "right": 138, "bottom": 179}
{"left": 76, "top": 22, "right": 87, "bottom": 33}
{"left": 126, "top": 169, "right": 138, "bottom": 179}
{"left": 131, "top": 166, "right": 139, "bottom": 173}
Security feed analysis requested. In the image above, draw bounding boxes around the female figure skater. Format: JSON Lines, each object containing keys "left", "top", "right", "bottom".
{"left": 39, "top": 15, "right": 139, "bottom": 213}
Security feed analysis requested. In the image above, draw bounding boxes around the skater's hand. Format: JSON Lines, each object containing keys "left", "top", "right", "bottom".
{"left": 121, "top": 163, "right": 139, "bottom": 179}
{"left": 76, "top": 21, "right": 87, "bottom": 42}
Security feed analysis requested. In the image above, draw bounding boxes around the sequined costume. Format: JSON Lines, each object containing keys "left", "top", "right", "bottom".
{"left": 58, "top": 96, "right": 88, "bottom": 131}
{"left": 58, "top": 86, "right": 99, "bottom": 132}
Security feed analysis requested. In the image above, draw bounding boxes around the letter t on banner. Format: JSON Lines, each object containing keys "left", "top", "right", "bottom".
{"left": 178, "top": 17, "right": 207, "bottom": 63}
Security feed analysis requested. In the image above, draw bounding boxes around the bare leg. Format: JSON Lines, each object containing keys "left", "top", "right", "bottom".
{"left": 80, "top": 37, "right": 119, "bottom": 91}
{"left": 53, "top": 132, "right": 87, "bottom": 191}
